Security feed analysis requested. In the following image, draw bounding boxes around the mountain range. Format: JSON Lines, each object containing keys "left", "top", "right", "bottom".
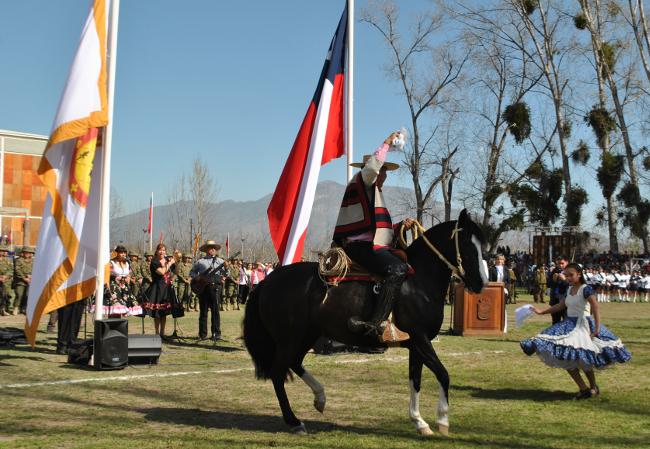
{"left": 114, "top": 180, "right": 444, "bottom": 250}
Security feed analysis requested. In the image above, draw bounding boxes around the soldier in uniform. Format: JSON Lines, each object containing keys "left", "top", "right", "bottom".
{"left": 223, "top": 259, "right": 241, "bottom": 311}
{"left": 128, "top": 251, "right": 141, "bottom": 299}
{"left": 0, "top": 245, "right": 13, "bottom": 316}
{"left": 533, "top": 263, "right": 548, "bottom": 304}
{"left": 13, "top": 246, "right": 34, "bottom": 315}
{"left": 508, "top": 262, "right": 517, "bottom": 305}
{"left": 177, "top": 253, "right": 194, "bottom": 312}
{"left": 140, "top": 251, "right": 154, "bottom": 301}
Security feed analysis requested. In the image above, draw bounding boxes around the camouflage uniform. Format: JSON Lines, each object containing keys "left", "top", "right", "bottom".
{"left": 508, "top": 267, "right": 517, "bottom": 304}
{"left": 140, "top": 251, "right": 153, "bottom": 301}
{"left": 13, "top": 247, "right": 34, "bottom": 314}
{"left": 177, "top": 254, "right": 195, "bottom": 311}
{"left": 128, "top": 252, "right": 141, "bottom": 299}
{"left": 223, "top": 263, "right": 241, "bottom": 310}
{"left": 533, "top": 266, "right": 547, "bottom": 303}
{"left": 0, "top": 246, "right": 13, "bottom": 315}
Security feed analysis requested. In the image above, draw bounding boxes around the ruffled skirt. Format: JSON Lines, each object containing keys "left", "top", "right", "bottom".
{"left": 520, "top": 316, "right": 632, "bottom": 371}
{"left": 88, "top": 279, "right": 143, "bottom": 317}
{"left": 141, "top": 283, "right": 184, "bottom": 318}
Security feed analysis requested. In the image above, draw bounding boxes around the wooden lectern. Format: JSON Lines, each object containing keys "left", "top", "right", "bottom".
{"left": 452, "top": 282, "right": 505, "bottom": 337}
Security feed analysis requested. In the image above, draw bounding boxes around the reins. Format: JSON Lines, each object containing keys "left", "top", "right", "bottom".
{"left": 399, "top": 220, "right": 466, "bottom": 281}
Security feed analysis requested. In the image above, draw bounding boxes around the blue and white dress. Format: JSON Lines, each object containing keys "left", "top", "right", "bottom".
{"left": 521, "top": 284, "right": 631, "bottom": 371}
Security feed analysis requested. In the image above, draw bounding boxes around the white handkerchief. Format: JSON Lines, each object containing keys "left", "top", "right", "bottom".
{"left": 515, "top": 305, "right": 534, "bottom": 328}
{"left": 388, "top": 126, "right": 408, "bottom": 152}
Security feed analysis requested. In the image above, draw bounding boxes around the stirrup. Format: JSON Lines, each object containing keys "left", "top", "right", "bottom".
{"left": 377, "top": 321, "right": 409, "bottom": 343}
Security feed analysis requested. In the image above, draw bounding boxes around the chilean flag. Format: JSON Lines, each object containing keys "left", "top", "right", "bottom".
{"left": 268, "top": 2, "right": 348, "bottom": 265}
{"left": 147, "top": 193, "right": 153, "bottom": 234}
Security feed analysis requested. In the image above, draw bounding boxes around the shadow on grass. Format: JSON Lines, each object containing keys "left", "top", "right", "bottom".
{"left": 451, "top": 384, "right": 574, "bottom": 401}
{"left": 1, "top": 343, "right": 59, "bottom": 356}
{"left": 0, "top": 354, "right": 48, "bottom": 366}
{"left": 165, "top": 340, "right": 246, "bottom": 353}
{"left": 137, "top": 406, "right": 420, "bottom": 439}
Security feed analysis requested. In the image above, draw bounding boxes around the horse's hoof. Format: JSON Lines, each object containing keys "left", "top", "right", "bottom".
{"left": 417, "top": 426, "right": 434, "bottom": 436}
{"left": 436, "top": 423, "right": 449, "bottom": 437}
{"left": 314, "top": 400, "right": 326, "bottom": 413}
{"left": 291, "top": 422, "right": 308, "bottom": 435}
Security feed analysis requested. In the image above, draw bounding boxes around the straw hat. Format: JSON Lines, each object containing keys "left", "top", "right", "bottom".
{"left": 350, "top": 155, "right": 399, "bottom": 171}
{"left": 199, "top": 240, "right": 222, "bottom": 252}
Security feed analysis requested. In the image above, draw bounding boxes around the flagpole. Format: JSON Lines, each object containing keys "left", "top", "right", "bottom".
{"left": 95, "top": 0, "right": 120, "bottom": 321}
{"left": 346, "top": 0, "right": 354, "bottom": 183}
{"left": 150, "top": 192, "right": 153, "bottom": 251}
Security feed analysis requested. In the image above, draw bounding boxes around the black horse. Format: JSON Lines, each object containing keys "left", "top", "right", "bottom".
{"left": 243, "top": 209, "right": 488, "bottom": 436}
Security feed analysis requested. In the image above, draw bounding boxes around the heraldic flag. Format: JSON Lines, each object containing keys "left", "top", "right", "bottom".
{"left": 267, "top": 2, "right": 348, "bottom": 265}
{"left": 25, "top": 0, "right": 109, "bottom": 347}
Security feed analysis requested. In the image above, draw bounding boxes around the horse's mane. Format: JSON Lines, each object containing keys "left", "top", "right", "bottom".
{"left": 406, "top": 215, "right": 487, "bottom": 255}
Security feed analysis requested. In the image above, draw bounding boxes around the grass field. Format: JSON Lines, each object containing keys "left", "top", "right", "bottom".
{"left": 1, "top": 293, "right": 649, "bottom": 448}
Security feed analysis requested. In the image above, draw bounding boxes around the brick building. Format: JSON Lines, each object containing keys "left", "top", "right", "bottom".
{"left": 0, "top": 129, "right": 48, "bottom": 248}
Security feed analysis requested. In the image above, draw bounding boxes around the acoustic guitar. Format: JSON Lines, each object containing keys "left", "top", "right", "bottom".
{"left": 190, "top": 251, "right": 241, "bottom": 295}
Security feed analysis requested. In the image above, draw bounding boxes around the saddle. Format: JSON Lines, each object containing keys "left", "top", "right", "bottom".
{"left": 326, "top": 242, "right": 413, "bottom": 283}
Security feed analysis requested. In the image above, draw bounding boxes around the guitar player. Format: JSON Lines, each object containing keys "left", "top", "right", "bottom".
{"left": 189, "top": 240, "right": 227, "bottom": 342}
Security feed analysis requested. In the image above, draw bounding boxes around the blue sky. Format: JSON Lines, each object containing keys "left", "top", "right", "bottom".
{"left": 0, "top": 0, "right": 434, "bottom": 211}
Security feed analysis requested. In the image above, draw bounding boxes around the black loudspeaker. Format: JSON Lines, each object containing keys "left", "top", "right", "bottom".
{"left": 312, "top": 336, "right": 348, "bottom": 355}
{"left": 94, "top": 319, "right": 128, "bottom": 370}
{"left": 128, "top": 334, "right": 162, "bottom": 365}
{"left": 67, "top": 338, "right": 93, "bottom": 364}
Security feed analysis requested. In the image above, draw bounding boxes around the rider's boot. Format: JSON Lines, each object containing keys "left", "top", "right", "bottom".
{"left": 348, "top": 263, "right": 410, "bottom": 343}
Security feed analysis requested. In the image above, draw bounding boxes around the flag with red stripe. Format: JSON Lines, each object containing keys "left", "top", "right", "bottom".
{"left": 267, "top": 2, "right": 348, "bottom": 265}
{"left": 147, "top": 193, "right": 153, "bottom": 233}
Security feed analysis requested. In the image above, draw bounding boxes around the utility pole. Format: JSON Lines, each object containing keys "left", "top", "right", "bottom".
{"left": 241, "top": 238, "right": 245, "bottom": 261}
{"left": 190, "top": 218, "right": 193, "bottom": 250}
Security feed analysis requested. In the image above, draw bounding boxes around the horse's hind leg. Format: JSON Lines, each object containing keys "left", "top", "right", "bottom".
{"left": 291, "top": 332, "right": 326, "bottom": 413}
{"left": 271, "top": 345, "right": 306, "bottom": 434}
{"left": 408, "top": 350, "right": 434, "bottom": 435}
{"left": 412, "top": 338, "right": 450, "bottom": 437}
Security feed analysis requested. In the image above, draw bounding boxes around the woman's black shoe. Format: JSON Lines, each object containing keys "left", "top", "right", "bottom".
{"left": 575, "top": 388, "right": 592, "bottom": 400}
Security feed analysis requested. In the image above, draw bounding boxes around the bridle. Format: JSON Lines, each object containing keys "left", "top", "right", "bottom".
{"left": 399, "top": 219, "right": 467, "bottom": 283}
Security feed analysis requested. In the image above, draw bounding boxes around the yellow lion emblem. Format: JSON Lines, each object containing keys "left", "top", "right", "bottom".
{"left": 69, "top": 128, "right": 98, "bottom": 208}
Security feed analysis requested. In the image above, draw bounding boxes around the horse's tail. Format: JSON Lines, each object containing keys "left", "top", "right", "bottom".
{"left": 243, "top": 285, "right": 276, "bottom": 381}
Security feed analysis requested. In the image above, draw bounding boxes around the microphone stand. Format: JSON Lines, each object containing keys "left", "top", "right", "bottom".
{"left": 167, "top": 256, "right": 186, "bottom": 344}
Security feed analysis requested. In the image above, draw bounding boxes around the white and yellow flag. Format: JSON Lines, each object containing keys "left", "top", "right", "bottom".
{"left": 26, "top": 0, "right": 109, "bottom": 347}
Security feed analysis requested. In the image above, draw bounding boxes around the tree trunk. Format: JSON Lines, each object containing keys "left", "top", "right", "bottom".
{"left": 608, "top": 81, "right": 650, "bottom": 252}
{"left": 581, "top": 0, "right": 619, "bottom": 252}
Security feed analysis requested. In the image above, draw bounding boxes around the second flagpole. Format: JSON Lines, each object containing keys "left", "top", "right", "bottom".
{"left": 346, "top": 0, "right": 354, "bottom": 183}
{"left": 95, "top": 0, "right": 120, "bottom": 321}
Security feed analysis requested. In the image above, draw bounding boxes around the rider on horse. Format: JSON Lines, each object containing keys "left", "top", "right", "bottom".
{"left": 333, "top": 130, "right": 414, "bottom": 342}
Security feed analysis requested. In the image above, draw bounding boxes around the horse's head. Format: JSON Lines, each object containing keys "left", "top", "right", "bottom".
{"left": 455, "top": 209, "right": 489, "bottom": 295}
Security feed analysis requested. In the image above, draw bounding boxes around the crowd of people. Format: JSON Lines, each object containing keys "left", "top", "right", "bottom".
{"left": 487, "top": 249, "right": 650, "bottom": 305}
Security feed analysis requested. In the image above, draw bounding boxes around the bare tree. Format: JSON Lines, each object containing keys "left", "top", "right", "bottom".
{"left": 163, "top": 171, "right": 191, "bottom": 252}
{"left": 188, "top": 155, "right": 221, "bottom": 243}
{"left": 575, "top": 0, "right": 621, "bottom": 253}
{"left": 359, "top": 0, "right": 470, "bottom": 223}
{"left": 162, "top": 154, "right": 222, "bottom": 254}
{"left": 109, "top": 186, "right": 125, "bottom": 246}
{"left": 579, "top": 0, "right": 650, "bottom": 251}
{"left": 443, "top": 0, "right": 585, "bottom": 225}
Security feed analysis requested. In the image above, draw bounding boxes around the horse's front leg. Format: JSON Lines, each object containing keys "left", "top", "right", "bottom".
{"left": 292, "top": 364, "right": 326, "bottom": 413}
{"left": 408, "top": 350, "right": 434, "bottom": 435}
{"left": 413, "top": 338, "right": 450, "bottom": 437}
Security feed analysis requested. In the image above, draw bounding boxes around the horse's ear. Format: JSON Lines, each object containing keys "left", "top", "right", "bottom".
{"left": 458, "top": 208, "right": 469, "bottom": 227}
